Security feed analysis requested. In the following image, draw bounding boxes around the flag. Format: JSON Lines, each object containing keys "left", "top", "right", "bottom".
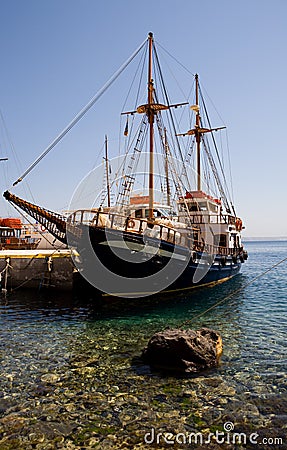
{"left": 124, "top": 116, "right": 129, "bottom": 136}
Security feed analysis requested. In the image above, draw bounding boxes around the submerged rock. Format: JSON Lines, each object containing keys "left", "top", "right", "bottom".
{"left": 142, "top": 328, "right": 222, "bottom": 373}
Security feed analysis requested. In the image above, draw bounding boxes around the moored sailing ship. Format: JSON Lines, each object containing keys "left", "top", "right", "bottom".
{"left": 3, "top": 32, "right": 247, "bottom": 297}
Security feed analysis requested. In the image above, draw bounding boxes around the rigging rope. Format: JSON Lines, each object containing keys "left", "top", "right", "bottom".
{"left": 198, "top": 83, "right": 234, "bottom": 214}
{"left": 153, "top": 44, "right": 191, "bottom": 192}
{"left": 176, "top": 254, "right": 287, "bottom": 329}
{"left": 156, "top": 41, "right": 195, "bottom": 78}
{"left": 0, "top": 109, "right": 36, "bottom": 204}
{"left": 12, "top": 37, "right": 148, "bottom": 187}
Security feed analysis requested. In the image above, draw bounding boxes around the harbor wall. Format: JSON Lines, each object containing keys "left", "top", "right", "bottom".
{"left": 0, "top": 249, "right": 75, "bottom": 291}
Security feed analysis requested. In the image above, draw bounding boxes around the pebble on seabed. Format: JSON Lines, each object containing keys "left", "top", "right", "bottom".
{"left": 0, "top": 323, "right": 285, "bottom": 449}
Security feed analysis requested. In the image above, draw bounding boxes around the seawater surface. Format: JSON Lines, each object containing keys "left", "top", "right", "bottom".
{"left": 0, "top": 241, "right": 286, "bottom": 449}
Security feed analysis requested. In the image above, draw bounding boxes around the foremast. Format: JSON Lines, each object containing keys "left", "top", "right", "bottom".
{"left": 178, "top": 74, "right": 227, "bottom": 205}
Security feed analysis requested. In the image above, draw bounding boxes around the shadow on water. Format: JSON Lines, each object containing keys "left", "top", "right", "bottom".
{"left": 0, "top": 289, "right": 90, "bottom": 323}
{"left": 78, "top": 273, "right": 248, "bottom": 333}
{"left": 0, "top": 273, "right": 247, "bottom": 326}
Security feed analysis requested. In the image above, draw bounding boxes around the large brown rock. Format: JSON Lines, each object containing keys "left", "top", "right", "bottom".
{"left": 142, "top": 328, "right": 222, "bottom": 373}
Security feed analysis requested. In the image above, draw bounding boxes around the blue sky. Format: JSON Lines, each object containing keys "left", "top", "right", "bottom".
{"left": 0, "top": 0, "right": 286, "bottom": 237}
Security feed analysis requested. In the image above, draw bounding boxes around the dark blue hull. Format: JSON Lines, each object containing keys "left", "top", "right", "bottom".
{"left": 70, "top": 225, "right": 242, "bottom": 298}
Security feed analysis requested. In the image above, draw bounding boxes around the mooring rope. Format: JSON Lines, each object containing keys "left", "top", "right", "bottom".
{"left": 178, "top": 254, "right": 287, "bottom": 329}
{"left": 0, "top": 257, "right": 12, "bottom": 295}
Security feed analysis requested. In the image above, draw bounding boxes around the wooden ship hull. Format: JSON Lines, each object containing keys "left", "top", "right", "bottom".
{"left": 73, "top": 223, "right": 242, "bottom": 296}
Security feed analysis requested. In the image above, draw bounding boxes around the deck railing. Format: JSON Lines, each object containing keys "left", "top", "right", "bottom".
{"left": 67, "top": 209, "right": 241, "bottom": 257}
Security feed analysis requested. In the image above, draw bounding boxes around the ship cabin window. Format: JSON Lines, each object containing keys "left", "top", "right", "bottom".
{"left": 141, "top": 208, "right": 164, "bottom": 218}
{"left": 157, "top": 208, "right": 170, "bottom": 217}
{"left": 188, "top": 202, "right": 199, "bottom": 212}
{"left": 186, "top": 201, "right": 208, "bottom": 212}
{"left": 143, "top": 209, "right": 164, "bottom": 218}
{"left": 231, "top": 233, "right": 240, "bottom": 248}
{"left": 179, "top": 202, "right": 187, "bottom": 212}
{"left": 180, "top": 200, "right": 218, "bottom": 215}
{"left": 198, "top": 202, "right": 208, "bottom": 211}
{"left": 0, "top": 229, "right": 15, "bottom": 238}
{"left": 214, "top": 233, "right": 227, "bottom": 248}
{"left": 153, "top": 209, "right": 164, "bottom": 218}
{"left": 209, "top": 203, "right": 218, "bottom": 213}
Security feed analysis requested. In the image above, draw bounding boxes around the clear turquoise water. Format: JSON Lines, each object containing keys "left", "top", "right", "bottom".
{"left": 0, "top": 241, "right": 286, "bottom": 448}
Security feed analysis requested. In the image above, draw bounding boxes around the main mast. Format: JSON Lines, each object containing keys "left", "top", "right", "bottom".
{"left": 148, "top": 32, "right": 154, "bottom": 219}
{"left": 122, "top": 32, "right": 187, "bottom": 214}
{"left": 195, "top": 74, "right": 201, "bottom": 191}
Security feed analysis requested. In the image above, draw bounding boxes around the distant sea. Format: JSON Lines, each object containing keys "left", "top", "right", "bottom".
{"left": 0, "top": 240, "right": 286, "bottom": 449}
{"left": 243, "top": 236, "right": 287, "bottom": 241}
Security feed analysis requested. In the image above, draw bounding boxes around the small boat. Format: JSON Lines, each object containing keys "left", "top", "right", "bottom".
{"left": 0, "top": 217, "right": 40, "bottom": 250}
{"left": 3, "top": 32, "right": 248, "bottom": 297}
